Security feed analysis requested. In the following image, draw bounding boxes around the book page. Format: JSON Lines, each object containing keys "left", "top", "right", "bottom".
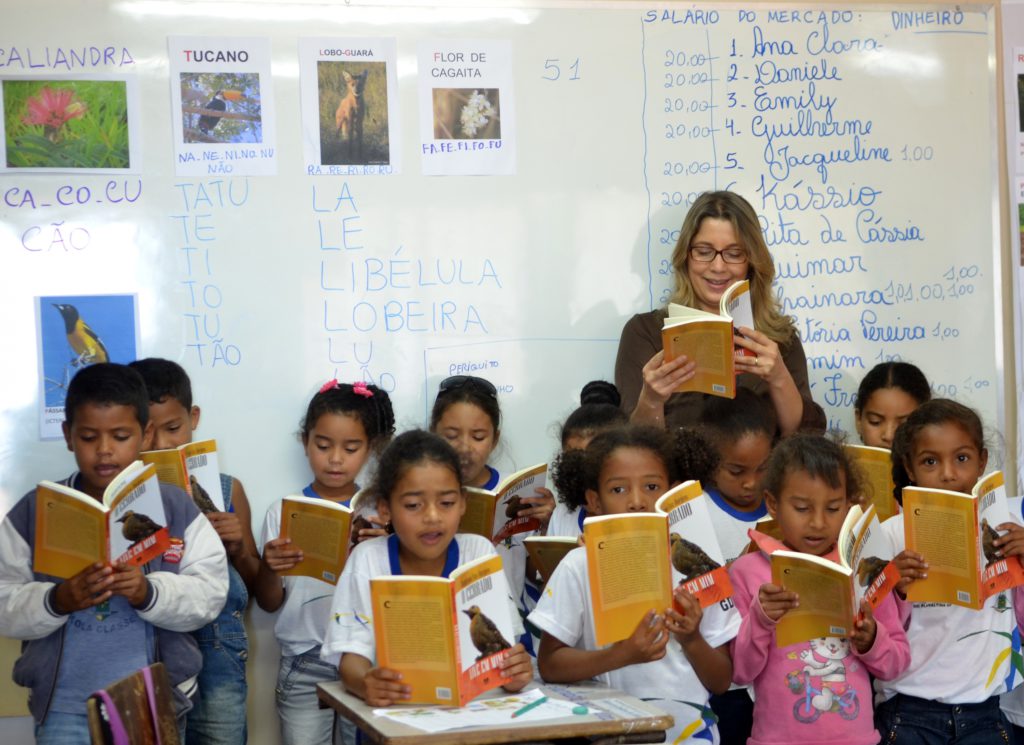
{"left": 139, "top": 449, "right": 188, "bottom": 491}
{"left": 845, "top": 507, "right": 898, "bottom": 610}
{"left": 106, "top": 466, "right": 171, "bottom": 567}
{"left": 524, "top": 537, "right": 577, "bottom": 584}
{"left": 371, "top": 579, "right": 459, "bottom": 705}
{"left": 657, "top": 482, "right": 732, "bottom": 607}
{"left": 181, "top": 439, "right": 225, "bottom": 512}
{"left": 585, "top": 515, "right": 672, "bottom": 645}
{"left": 904, "top": 488, "right": 978, "bottom": 608}
{"left": 279, "top": 498, "right": 351, "bottom": 584}
{"left": 491, "top": 464, "right": 546, "bottom": 543}
{"left": 33, "top": 484, "right": 107, "bottom": 578}
{"left": 771, "top": 553, "right": 854, "bottom": 646}
{"left": 845, "top": 445, "right": 899, "bottom": 522}
{"left": 452, "top": 554, "right": 514, "bottom": 705}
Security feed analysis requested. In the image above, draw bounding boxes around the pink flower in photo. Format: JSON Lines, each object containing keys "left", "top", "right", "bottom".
{"left": 22, "top": 87, "right": 87, "bottom": 140}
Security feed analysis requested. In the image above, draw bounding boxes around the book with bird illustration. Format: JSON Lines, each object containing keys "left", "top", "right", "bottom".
{"left": 844, "top": 444, "right": 899, "bottom": 522}
{"left": 460, "top": 463, "right": 547, "bottom": 544}
{"left": 370, "top": 553, "right": 516, "bottom": 706}
{"left": 278, "top": 495, "right": 353, "bottom": 584}
{"left": 770, "top": 503, "right": 899, "bottom": 646}
{"left": 660, "top": 279, "right": 753, "bottom": 399}
{"left": 141, "top": 439, "right": 225, "bottom": 513}
{"left": 903, "top": 471, "right": 1024, "bottom": 609}
{"left": 655, "top": 481, "right": 733, "bottom": 608}
{"left": 583, "top": 512, "right": 673, "bottom": 646}
{"left": 34, "top": 461, "right": 170, "bottom": 579}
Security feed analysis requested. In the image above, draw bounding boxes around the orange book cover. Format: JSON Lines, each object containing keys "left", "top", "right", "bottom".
{"left": 371, "top": 553, "right": 515, "bottom": 706}
{"left": 278, "top": 496, "right": 352, "bottom": 584}
{"left": 460, "top": 463, "right": 547, "bottom": 543}
{"left": 141, "top": 438, "right": 225, "bottom": 513}
{"left": 845, "top": 444, "right": 899, "bottom": 522}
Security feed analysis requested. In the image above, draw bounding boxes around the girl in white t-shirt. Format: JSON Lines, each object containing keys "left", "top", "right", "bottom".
{"left": 254, "top": 380, "right": 395, "bottom": 745}
{"left": 880, "top": 399, "right": 1024, "bottom": 743}
{"left": 322, "top": 429, "right": 533, "bottom": 705}
{"left": 547, "top": 380, "right": 627, "bottom": 538}
{"left": 530, "top": 424, "right": 737, "bottom": 744}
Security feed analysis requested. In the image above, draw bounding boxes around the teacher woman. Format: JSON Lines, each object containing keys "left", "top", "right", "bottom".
{"left": 615, "top": 191, "right": 825, "bottom": 436}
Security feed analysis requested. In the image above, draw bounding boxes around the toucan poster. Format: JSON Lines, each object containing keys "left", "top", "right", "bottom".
{"left": 168, "top": 36, "right": 277, "bottom": 176}
{"left": 36, "top": 293, "right": 139, "bottom": 439}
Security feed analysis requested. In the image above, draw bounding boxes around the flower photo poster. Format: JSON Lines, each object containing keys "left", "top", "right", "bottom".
{"left": 417, "top": 39, "right": 515, "bottom": 176}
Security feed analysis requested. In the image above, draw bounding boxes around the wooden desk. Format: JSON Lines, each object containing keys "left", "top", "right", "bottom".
{"left": 317, "top": 679, "right": 673, "bottom": 744}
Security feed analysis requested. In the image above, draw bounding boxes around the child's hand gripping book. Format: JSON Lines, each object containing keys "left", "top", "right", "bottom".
{"left": 770, "top": 503, "right": 899, "bottom": 646}
{"left": 903, "top": 471, "right": 1024, "bottom": 608}
{"left": 523, "top": 536, "right": 578, "bottom": 584}
{"left": 141, "top": 438, "right": 225, "bottom": 514}
{"left": 661, "top": 279, "right": 753, "bottom": 399}
{"left": 655, "top": 481, "right": 733, "bottom": 607}
{"left": 34, "top": 461, "right": 171, "bottom": 578}
{"left": 845, "top": 444, "right": 899, "bottom": 522}
{"left": 278, "top": 495, "right": 352, "bottom": 584}
{"left": 584, "top": 512, "right": 673, "bottom": 646}
{"left": 371, "top": 553, "right": 517, "bottom": 706}
{"left": 461, "top": 463, "right": 547, "bottom": 544}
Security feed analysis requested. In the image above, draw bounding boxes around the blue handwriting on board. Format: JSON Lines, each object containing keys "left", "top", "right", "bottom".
{"left": 890, "top": 10, "right": 965, "bottom": 31}
{"left": 859, "top": 310, "right": 927, "bottom": 342}
{"left": 5, "top": 180, "right": 141, "bottom": 211}
{"left": 171, "top": 178, "right": 248, "bottom": 368}
{"left": 774, "top": 253, "right": 867, "bottom": 280}
{"left": 0, "top": 45, "right": 134, "bottom": 70}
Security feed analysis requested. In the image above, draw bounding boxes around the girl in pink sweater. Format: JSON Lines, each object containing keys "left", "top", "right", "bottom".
{"left": 729, "top": 434, "right": 910, "bottom": 745}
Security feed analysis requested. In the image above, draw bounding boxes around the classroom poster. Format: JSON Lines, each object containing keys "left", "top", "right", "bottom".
{"left": 36, "top": 294, "right": 139, "bottom": 440}
{"left": 1016, "top": 47, "right": 1024, "bottom": 174}
{"left": 417, "top": 39, "right": 516, "bottom": 176}
{"left": 167, "top": 36, "right": 277, "bottom": 176}
{"left": 0, "top": 75, "right": 142, "bottom": 173}
{"left": 298, "top": 38, "right": 400, "bottom": 176}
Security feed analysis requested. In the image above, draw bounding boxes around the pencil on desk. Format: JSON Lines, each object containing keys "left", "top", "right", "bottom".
{"left": 511, "top": 695, "right": 548, "bottom": 718}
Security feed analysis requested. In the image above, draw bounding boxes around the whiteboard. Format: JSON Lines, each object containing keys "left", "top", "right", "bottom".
{"left": 0, "top": 0, "right": 1004, "bottom": 734}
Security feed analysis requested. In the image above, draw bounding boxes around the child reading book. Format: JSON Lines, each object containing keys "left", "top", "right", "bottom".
{"left": 255, "top": 380, "right": 394, "bottom": 745}
{"left": 0, "top": 363, "right": 228, "bottom": 744}
{"left": 880, "top": 399, "right": 1024, "bottom": 743}
{"left": 321, "top": 430, "right": 532, "bottom": 705}
{"left": 729, "top": 434, "right": 909, "bottom": 745}
{"left": 130, "top": 357, "right": 259, "bottom": 745}
{"left": 547, "top": 380, "right": 627, "bottom": 538}
{"left": 853, "top": 362, "right": 931, "bottom": 450}
{"left": 529, "top": 424, "right": 735, "bottom": 744}
{"left": 429, "top": 375, "right": 553, "bottom": 652}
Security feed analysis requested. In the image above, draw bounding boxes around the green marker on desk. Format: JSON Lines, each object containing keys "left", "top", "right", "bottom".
{"left": 511, "top": 696, "right": 548, "bottom": 718}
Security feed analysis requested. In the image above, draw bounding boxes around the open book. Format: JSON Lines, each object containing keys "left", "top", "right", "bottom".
{"left": 141, "top": 439, "right": 225, "bottom": 514}
{"left": 461, "top": 464, "right": 547, "bottom": 544}
{"left": 770, "top": 503, "right": 898, "bottom": 646}
{"left": 523, "top": 536, "right": 578, "bottom": 584}
{"left": 661, "top": 279, "right": 753, "bottom": 399}
{"left": 845, "top": 444, "right": 899, "bottom": 522}
{"left": 34, "top": 461, "right": 171, "bottom": 578}
{"left": 371, "top": 553, "right": 516, "bottom": 706}
{"left": 278, "top": 495, "right": 352, "bottom": 584}
{"left": 655, "top": 481, "right": 733, "bottom": 607}
{"left": 584, "top": 512, "right": 673, "bottom": 645}
{"left": 903, "top": 471, "right": 1024, "bottom": 609}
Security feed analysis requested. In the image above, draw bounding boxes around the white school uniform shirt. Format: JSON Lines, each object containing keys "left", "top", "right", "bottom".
{"left": 705, "top": 487, "right": 769, "bottom": 564}
{"left": 876, "top": 512, "right": 1024, "bottom": 704}
{"left": 547, "top": 502, "right": 585, "bottom": 538}
{"left": 261, "top": 498, "right": 337, "bottom": 657}
{"left": 320, "top": 533, "right": 523, "bottom": 667}
{"left": 528, "top": 547, "right": 740, "bottom": 745}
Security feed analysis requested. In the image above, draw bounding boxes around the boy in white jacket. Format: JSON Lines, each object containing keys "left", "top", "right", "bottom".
{"left": 0, "top": 363, "right": 227, "bottom": 744}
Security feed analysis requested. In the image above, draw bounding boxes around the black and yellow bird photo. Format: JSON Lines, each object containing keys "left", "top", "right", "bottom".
{"left": 52, "top": 303, "right": 108, "bottom": 368}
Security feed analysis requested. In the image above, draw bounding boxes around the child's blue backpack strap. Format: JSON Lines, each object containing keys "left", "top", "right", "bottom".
{"left": 219, "top": 473, "right": 234, "bottom": 512}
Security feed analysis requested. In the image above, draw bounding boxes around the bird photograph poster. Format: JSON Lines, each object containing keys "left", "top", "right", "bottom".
{"left": 36, "top": 293, "right": 139, "bottom": 439}
{"left": 297, "top": 37, "right": 401, "bottom": 176}
{"left": 0, "top": 75, "right": 142, "bottom": 173}
{"left": 167, "top": 36, "right": 278, "bottom": 176}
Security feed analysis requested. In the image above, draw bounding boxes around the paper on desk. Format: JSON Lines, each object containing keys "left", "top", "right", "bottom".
{"left": 373, "top": 689, "right": 581, "bottom": 733}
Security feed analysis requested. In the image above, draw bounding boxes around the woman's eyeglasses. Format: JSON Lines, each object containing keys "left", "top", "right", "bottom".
{"left": 688, "top": 245, "right": 747, "bottom": 264}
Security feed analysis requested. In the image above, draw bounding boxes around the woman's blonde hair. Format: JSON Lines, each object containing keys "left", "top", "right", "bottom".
{"left": 669, "top": 191, "right": 795, "bottom": 344}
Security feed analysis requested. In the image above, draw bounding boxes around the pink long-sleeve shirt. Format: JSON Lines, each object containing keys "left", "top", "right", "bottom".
{"left": 729, "top": 531, "right": 910, "bottom": 745}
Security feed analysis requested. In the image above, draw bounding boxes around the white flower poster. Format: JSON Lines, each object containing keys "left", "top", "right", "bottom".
{"left": 417, "top": 39, "right": 515, "bottom": 176}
